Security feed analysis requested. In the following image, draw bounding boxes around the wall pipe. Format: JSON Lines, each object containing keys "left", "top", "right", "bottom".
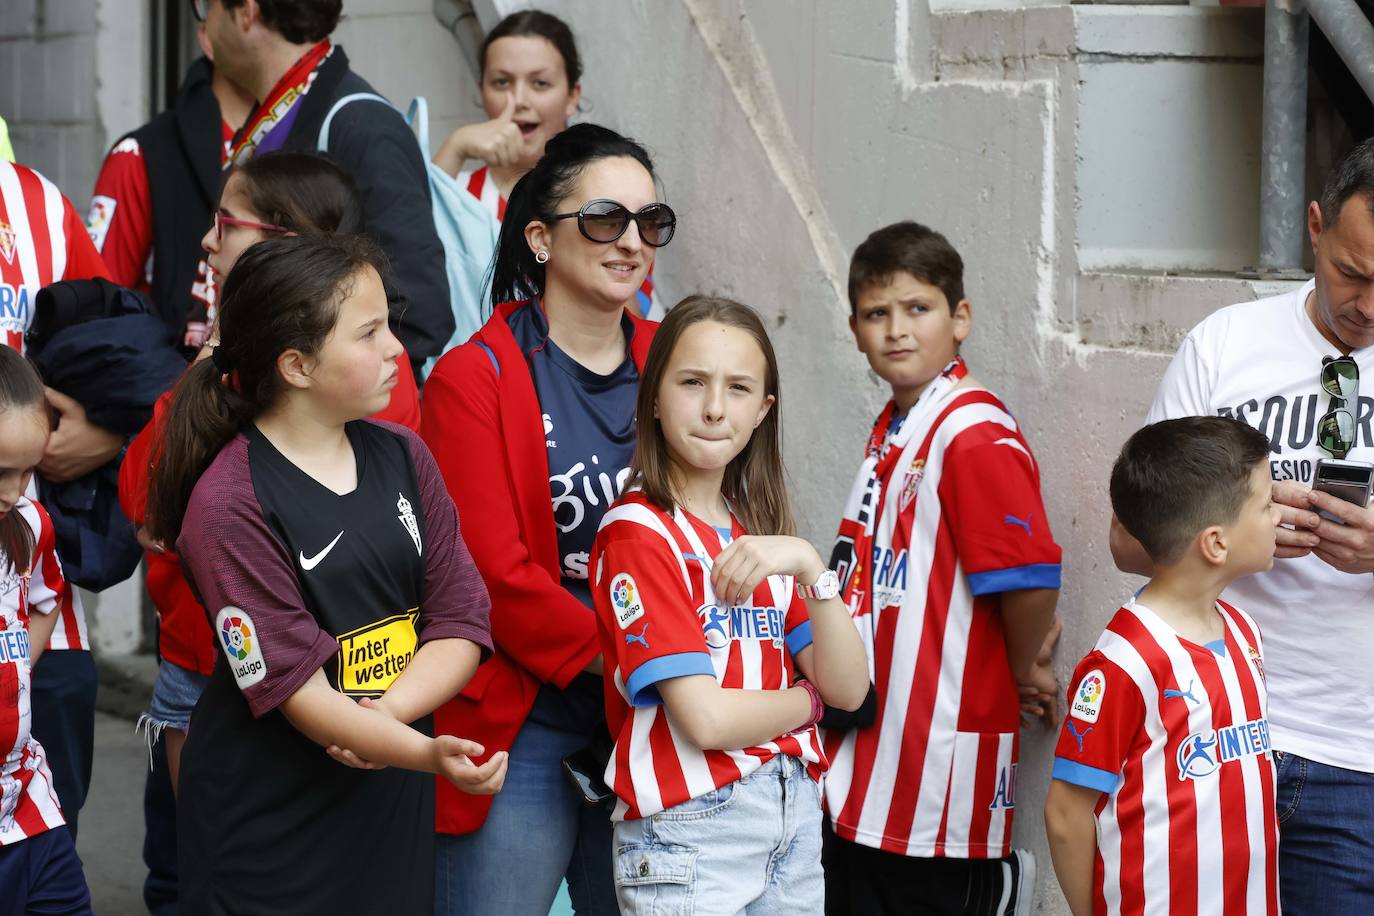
{"left": 1259, "top": 0, "right": 1309, "bottom": 273}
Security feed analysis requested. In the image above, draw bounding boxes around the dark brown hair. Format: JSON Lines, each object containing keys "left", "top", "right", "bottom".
{"left": 848, "top": 221, "right": 965, "bottom": 317}
{"left": 0, "top": 346, "right": 47, "bottom": 574}
{"left": 1110, "top": 416, "right": 1271, "bottom": 566}
{"left": 233, "top": 151, "right": 365, "bottom": 237}
{"left": 1319, "top": 136, "right": 1374, "bottom": 228}
{"left": 146, "top": 234, "right": 383, "bottom": 543}
{"left": 221, "top": 0, "right": 341, "bottom": 43}
{"left": 481, "top": 10, "right": 581, "bottom": 88}
{"left": 629, "top": 296, "right": 794, "bottom": 536}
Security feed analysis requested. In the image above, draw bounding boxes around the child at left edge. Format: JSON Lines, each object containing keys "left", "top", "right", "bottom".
{"left": 589, "top": 296, "right": 869, "bottom": 914}
{"left": 0, "top": 345, "right": 93, "bottom": 915}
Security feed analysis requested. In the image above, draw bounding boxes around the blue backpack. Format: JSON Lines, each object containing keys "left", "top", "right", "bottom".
{"left": 319, "top": 93, "right": 499, "bottom": 377}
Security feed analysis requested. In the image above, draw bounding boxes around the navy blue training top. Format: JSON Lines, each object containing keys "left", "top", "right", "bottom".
{"left": 509, "top": 303, "right": 639, "bottom": 609}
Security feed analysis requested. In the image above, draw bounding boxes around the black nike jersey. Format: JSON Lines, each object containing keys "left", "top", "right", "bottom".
{"left": 174, "top": 420, "right": 490, "bottom": 916}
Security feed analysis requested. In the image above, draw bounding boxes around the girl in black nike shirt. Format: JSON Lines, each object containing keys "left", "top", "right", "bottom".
{"left": 146, "top": 235, "right": 502, "bottom": 915}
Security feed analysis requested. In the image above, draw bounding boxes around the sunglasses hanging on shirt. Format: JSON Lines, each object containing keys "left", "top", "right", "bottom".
{"left": 1318, "top": 355, "right": 1359, "bottom": 459}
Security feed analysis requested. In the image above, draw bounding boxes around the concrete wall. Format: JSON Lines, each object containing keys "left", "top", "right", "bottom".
{"left": 333, "top": 0, "right": 485, "bottom": 153}
{"left": 484, "top": 1, "right": 1281, "bottom": 910}
{"left": 1, "top": 0, "right": 107, "bottom": 200}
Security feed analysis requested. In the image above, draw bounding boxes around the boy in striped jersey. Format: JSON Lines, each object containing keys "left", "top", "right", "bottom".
{"left": 822, "top": 222, "right": 1062, "bottom": 915}
{"left": 1046, "top": 417, "right": 1280, "bottom": 915}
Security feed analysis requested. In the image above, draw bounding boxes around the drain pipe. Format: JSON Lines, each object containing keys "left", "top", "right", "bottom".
{"left": 1259, "top": 0, "right": 1309, "bottom": 275}
{"left": 433, "top": 0, "right": 504, "bottom": 80}
{"left": 1308, "top": 0, "right": 1374, "bottom": 101}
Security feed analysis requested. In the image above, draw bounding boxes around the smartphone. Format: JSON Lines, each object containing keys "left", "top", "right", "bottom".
{"left": 561, "top": 745, "right": 614, "bottom": 806}
{"left": 1312, "top": 457, "right": 1374, "bottom": 523}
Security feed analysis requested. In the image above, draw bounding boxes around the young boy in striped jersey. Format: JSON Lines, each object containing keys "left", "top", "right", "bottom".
{"left": 1046, "top": 417, "right": 1280, "bottom": 916}
{"left": 822, "top": 222, "right": 1062, "bottom": 915}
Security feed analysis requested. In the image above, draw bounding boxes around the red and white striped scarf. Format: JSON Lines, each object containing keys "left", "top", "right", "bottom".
{"left": 832, "top": 357, "right": 968, "bottom": 640}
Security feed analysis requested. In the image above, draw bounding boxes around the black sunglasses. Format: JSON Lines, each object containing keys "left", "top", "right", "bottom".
{"left": 190, "top": 0, "right": 209, "bottom": 21}
{"left": 1318, "top": 355, "right": 1360, "bottom": 459}
{"left": 546, "top": 199, "right": 676, "bottom": 248}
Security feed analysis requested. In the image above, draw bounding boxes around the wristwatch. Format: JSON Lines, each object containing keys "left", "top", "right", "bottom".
{"left": 796, "top": 569, "right": 840, "bottom": 600}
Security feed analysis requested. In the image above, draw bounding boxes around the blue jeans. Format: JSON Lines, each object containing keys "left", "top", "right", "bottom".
{"left": 612, "top": 755, "right": 823, "bottom": 916}
{"left": 434, "top": 678, "right": 616, "bottom": 916}
{"left": 141, "top": 729, "right": 178, "bottom": 916}
{"left": 1277, "top": 750, "right": 1374, "bottom": 915}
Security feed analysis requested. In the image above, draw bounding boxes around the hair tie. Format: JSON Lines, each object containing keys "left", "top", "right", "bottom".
{"left": 211, "top": 346, "right": 236, "bottom": 374}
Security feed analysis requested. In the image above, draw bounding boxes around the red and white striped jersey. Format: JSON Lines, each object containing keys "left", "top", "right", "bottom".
{"left": 0, "top": 161, "right": 101, "bottom": 652}
{"left": 1052, "top": 599, "right": 1278, "bottom": 916}
{"left": 0, "top": 160, "right": 109, "bottom": 354}
{"left": 459, "top": 165, "right": 508, "bottom": 223}
{"left": 0, "top": 497, "right": 69, "bottom": 844}
{"left": 460, "top": 165, "right": 661, "bottom": 318}
{"left": 591, "top": 490, "right": 824, "bottom": 821}
{"left": 823, "top": 385, "right": 1062, "bottom": 858}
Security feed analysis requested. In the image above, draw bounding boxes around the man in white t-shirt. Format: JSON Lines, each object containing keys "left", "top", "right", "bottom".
{"left": 1113, "top": 138, "right": 1374, "bottom": 914}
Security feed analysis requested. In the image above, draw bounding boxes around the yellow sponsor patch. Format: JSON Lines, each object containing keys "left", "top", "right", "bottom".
{"left": 336, "top": 610, "right": 419, "bottom": 697}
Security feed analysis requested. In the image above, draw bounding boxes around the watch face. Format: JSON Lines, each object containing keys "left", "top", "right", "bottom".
{"left": 818, "top": 569, "right": 840, "bottom": 598}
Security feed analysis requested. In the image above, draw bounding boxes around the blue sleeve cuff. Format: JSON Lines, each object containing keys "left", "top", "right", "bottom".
{"left": 785, "top": 620, "right": 814, "bottom": 657}
{"left": 968, "top": 563, "right": 1062, "bottom": 596}
{"left": 1051, "top": 757, "right": 1118, "bottom": 794}
{"left": 625, "top": 652, "right": 716, "bottom": 707}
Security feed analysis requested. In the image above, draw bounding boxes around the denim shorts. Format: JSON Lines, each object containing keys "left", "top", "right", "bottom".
{"left": 612, "top": 755, "right": 823, "bottom": 915}
{"left": 137, "top": 660, "right": 211, "bottom": 755}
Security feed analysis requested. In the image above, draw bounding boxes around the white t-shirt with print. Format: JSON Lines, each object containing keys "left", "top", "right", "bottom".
{"left": 1148, "top": 278, "right": 1374, "bottom": 772}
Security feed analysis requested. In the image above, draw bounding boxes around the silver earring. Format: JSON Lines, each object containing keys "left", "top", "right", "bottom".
{"left": 535, "top": 250, "right": 549, "bottom": 264}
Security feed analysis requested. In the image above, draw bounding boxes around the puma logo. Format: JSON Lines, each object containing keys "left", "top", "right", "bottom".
{"left": 299, "top": 531, "right": 343, "bottom": 571}
{"left": 1067, "top": 719, "right": 1092, "bottom": 753}
{"left": 625, "top": 622, "right": 650, "bottom": 650}
{"left": 1003, "top": 513, "right": 1033, "bottom": 536}
{"left": 1163, "top": 680, "right": 1202, "bottom": 707}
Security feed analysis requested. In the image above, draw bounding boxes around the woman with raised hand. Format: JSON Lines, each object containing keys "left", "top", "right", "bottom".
{"left": 433, "top": 9, "right": 660, "bottom": 319}
{"left": 422, "top": 123, "right": 676, "bottom": 915}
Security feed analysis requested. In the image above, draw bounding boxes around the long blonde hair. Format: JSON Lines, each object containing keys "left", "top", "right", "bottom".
{"left": 629, "top": 295, "right": 795, "bottom": 536}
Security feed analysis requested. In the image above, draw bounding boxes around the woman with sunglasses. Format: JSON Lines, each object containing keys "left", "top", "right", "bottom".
{"left": 420, "top": 122, "right": 675, "bottom": 916}
{"left": 433, "top": 9, "right": 662, "bottom": 320}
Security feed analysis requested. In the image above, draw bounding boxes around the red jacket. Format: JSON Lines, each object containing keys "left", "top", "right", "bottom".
{"left": 119, "top": 354, "right": 422, "bottom": 675}
{"left": 422, "top": 300, "right": 656, "bottom": 834}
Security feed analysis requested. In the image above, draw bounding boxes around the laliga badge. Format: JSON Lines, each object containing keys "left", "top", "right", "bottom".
{"left": 898, "top": 458, "right": 926, "bottom": 512}
{"left": 610, "top": 573, "right": 646, "bottom": 630}
{"left": 217, "top": 606, "right": 266, "bottom": 689}
{"left": 1070, "top": 669, "right": 1105, "bottom": 723}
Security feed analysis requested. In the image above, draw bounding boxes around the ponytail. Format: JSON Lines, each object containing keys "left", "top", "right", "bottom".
{"left": 145, "top": 358, "right": 256, "bottom": 543}
{"left": 146, "top": 234, "right": 384, "bottom": 543}
{"left": 0, "top": 345, "right": 47, "bottom": 574}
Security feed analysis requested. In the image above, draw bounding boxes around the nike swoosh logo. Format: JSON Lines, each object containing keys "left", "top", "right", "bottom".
{"left": 299, "top": 531, "right": 344, "bottom": 571}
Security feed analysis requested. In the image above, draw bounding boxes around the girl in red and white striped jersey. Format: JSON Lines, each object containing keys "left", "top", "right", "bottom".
{"left": 433, "top": 10, "right": 661, "bottom": 318}
{"left": 1, "top": 158, "right": 108, "bottom": 842}
{"left": 590, "top": 297, "right": 868, "bottom": 914}
{"left": 0, "top": 345, "right": 92, "bottom": 913}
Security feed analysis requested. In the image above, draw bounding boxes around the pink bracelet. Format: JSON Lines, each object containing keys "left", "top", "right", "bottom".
{"left": 787, "top": 679, "right": 825, "bottom": 735}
